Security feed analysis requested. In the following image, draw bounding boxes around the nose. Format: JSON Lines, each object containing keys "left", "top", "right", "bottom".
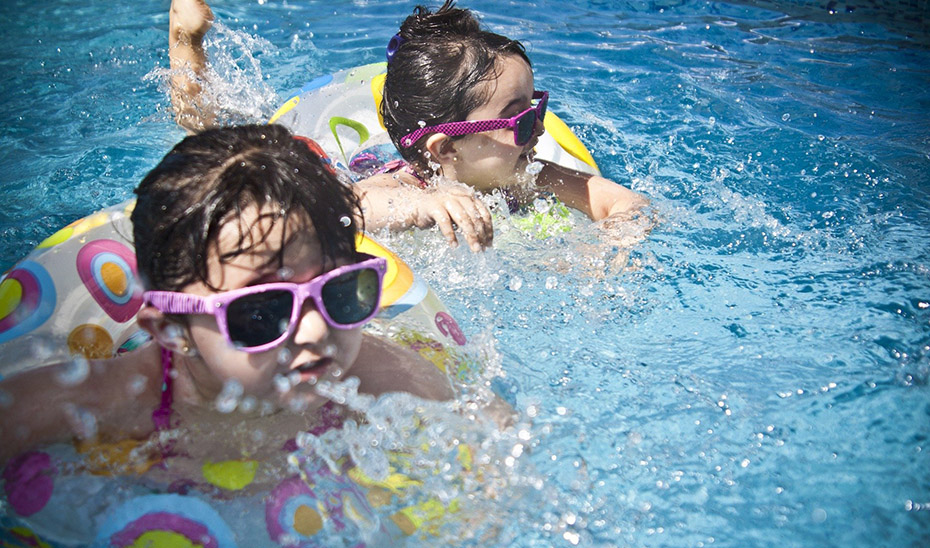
{"left": 290, "top": 298, "right": 330, "bottom": 346}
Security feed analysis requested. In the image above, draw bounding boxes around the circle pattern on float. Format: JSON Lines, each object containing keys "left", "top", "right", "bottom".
{"left": 67, "top": 323, "right": 114, "bottom": 359}
{"left": 266, "top": 477, "right": 326, "bottom": 544}
{"left": 96, "top": 494, "right": 237, "bottom": 548}
{"left": 76, "top": 240, "right": 142, "bottom": 323}
{"left": 0, "top": 261, "right": 56, "bottom": 344}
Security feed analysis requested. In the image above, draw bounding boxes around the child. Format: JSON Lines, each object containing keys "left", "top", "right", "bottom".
{"left": 361, "top": 1, "right": 648, "bottom": 251}
{"left": 0, "top": 124, "right": 453, "bottom": 467}
{"left": 167, "top": 0, "right": 648, "bottom": 253}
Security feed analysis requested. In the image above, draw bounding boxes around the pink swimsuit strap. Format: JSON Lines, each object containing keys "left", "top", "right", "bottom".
{"left": 152, "top": 347, "right": 174, "bottom": 431}
{"left": 378, "top": 159, "right": 430, "bottom": 189}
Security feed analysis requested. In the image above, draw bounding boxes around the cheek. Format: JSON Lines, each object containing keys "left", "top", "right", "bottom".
{"left": 335, "top": 329, "right": 363, "bottom": 370}
{"left": 188, "top": 322, "right": 279, "bottom": 392}
{"left": 458, "top": 136, "right": 523, "bottom": 179}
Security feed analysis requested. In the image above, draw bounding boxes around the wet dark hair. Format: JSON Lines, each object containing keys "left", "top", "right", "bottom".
{"left": 381, "top": 1, "right": 531, "bottom": 171}
{"left": 132, "top": 124, "right": 362, "bottom": 292}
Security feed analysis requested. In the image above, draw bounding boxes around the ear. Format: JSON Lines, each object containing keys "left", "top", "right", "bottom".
{"left": 424, "top": 133, "right": 457, "bottom": 163}
{"left": 137, "top": 305, "right": 190, "bottom": 353}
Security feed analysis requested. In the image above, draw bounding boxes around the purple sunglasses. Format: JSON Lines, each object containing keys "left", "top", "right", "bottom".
{"left": 400, "top": 90, "right": 549, "bottom": 149}
{"left": 143, "top": 254, "right": 387, "bottom": 353}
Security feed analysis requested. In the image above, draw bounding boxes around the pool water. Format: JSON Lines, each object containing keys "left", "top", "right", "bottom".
{"left": 2, "top": 0, "right": 929, "bottom": 546}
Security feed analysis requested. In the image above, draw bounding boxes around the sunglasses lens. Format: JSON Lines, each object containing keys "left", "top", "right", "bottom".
{"left": 516, "top": 111, "right": 537, "bottom": 146}
{"left": 226, "top": 289, "right": 294, "bottom": 349}
{"left": 321, "top": 267, "right": 381, "bottom": 326}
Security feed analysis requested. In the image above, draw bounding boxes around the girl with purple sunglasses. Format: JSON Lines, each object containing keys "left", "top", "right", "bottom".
{"left": 168, "top": 0, "right": 648, "bottom": 253}
{"left": 0, "top": 124, "right": 454, "bottom": 466}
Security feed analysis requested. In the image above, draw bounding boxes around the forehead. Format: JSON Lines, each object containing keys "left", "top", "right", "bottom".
{"left": 206, "top": 204, "right": 319, "bottom": 288}
{"left": 470, "top": 55, "right": 535, "bottom": 117}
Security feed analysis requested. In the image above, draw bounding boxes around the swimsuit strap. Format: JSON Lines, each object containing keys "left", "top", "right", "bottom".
{"left": 152, "top": 347, "right": 174, "bottom": 431}
{"left": 500, "top": 187, "right": 521, "bottom": 214}
{"left": 378, "top": 159, "right": 430, "bottom": 189}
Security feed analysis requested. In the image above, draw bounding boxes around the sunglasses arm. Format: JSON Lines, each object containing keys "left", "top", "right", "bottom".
{"left": 143, "top": 291, "right": 211, "bottom": 315}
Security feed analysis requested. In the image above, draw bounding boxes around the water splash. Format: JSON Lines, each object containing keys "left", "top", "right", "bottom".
{"left": 144, "top": 22, "right": 280, "bottom": 125}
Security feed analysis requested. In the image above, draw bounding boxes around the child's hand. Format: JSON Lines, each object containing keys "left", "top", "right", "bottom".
{"left": 412, "top": 185, "right": 493, "bottom": 252}
{"left": 356, "top": 173, "right": 493, "bottom": 252}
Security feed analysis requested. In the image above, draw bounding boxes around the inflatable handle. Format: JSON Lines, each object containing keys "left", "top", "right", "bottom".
{"left": 330, "top": 117, "right": 370, "bottom": 165}
{"left": 543, "top": 112, "right": 598, "bottom": 172}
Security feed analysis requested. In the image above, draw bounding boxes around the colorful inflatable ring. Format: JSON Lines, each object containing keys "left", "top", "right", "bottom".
{"left": 0, "top": 195, "right": 474, "bottom": 546}
{"left": 269, "top": 62, "right": 600, "bottom": 177}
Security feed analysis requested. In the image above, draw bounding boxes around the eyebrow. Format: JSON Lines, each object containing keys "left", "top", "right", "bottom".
{"left": 498, "top": 95, "right": 530, "bottom": 118}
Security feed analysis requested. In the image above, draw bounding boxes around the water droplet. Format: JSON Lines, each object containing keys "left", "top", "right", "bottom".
{"left": 277, "top": 347, "right": 292, "bottom": 364}
{"left": 532, "top": 197, "right": 551, "bottom": 214}
{"left": 273, "top": 374, "right": 291, "bottom": 393}
{"left": 811, "top": 508, "right": 827, "bottom": 523}
{"left": 277, "top": 266, "right": 294, "bottom": 281}
{"left": 781, "top": 113, "right": 791, "bottom": 121}
{"left": 239, "top": 396, "right": 257, "bottom": 413}
{"left": 63, "top": 403, "right": 98, "bottom": 439}
{"left": 545, "top": 276, "right": 558, "bottom": 290}
{"left": 525, "top": 160, "right": 544, "bottom": 175}
{"left": 508, "top": 276, "right": 523, "bottom": 291}
{"left": 339, "top": 215, "right": 352, "bottom": 227}
{"left": 215, "top": 379, "right": 244, "bottom": 413}
{"left": 127, "top": 374, "right": 148, "bottom": 395}
{"left": 56, "top": 356, "right": 90, "bottom": 386}
{"left": 162, "top": 324, "right": 184, "bottom": 342}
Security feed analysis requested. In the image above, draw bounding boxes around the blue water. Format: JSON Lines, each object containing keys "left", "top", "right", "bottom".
{"left": 2, "top": 0, "right": 929, "bottom": 545}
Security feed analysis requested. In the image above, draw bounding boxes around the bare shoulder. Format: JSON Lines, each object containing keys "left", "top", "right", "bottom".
{"left": 355, "top": 170, "right": 422, "bottom": 190}
{"left": 351, "top": 334, "right": 454, "bottom": 402}
{"left": 0, "top": 343, "right": 164, "bottom": 463}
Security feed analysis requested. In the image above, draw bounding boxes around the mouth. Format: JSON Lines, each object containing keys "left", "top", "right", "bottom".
{"left": 288, "top": 357, "right": 333, "bottom": 384}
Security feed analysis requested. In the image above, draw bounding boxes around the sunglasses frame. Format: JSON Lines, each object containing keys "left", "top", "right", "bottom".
{"left": 143, "top": 253, "right": 387, "bottom": 353}
{"left": 400, "top": 90, "right": 549, "bottom": 149}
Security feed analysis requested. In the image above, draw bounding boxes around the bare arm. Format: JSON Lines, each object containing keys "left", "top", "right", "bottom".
{"left": 537, "top": 159, "right": 648, "bottom": 221}
{"left": 168, "top": 0, "right": 216, "bottom": 133}
{"left": 351, "top": 334, "right": 454, "bottom": 402}
{"left": 0, "top": 344, "right": 163, "bottom": 465}
{"left": 356, "top": 172, "right": 494, "bottom": 252}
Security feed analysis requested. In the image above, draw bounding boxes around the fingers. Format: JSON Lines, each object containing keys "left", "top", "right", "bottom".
{"left": 416, "top": 191, "right": 495, "bottom": 252}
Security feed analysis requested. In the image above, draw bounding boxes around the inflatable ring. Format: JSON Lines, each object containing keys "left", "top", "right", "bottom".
{"left": 270, "top": 62, "right": 600, "bottom": 177}
{"left": 0, "top": 197, "right": 474, "bottom": 545}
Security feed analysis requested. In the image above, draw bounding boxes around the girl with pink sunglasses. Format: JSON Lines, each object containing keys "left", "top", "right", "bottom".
{"left": 0, "top": 124, "right": 455, "bottom": 467}
{"left": 168, "top": 0, "right": 648, "bottom": 253}
{"left": 359, "top": 1, "right": 648, "bottom": 252}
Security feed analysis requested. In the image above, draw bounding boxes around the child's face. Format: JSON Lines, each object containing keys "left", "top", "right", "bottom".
{"left": 180, "top": 204, "right": 363, "bottom": 412}
{"left": 444, "top": 55, "right": 542, "bottom": 191}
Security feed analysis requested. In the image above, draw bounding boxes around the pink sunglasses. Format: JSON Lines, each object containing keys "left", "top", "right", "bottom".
{"left": 143, "top": 254, "right": 387, "bottom": 353}
{"left": 400, "top": 90, "right": 549, "bottom": 148}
